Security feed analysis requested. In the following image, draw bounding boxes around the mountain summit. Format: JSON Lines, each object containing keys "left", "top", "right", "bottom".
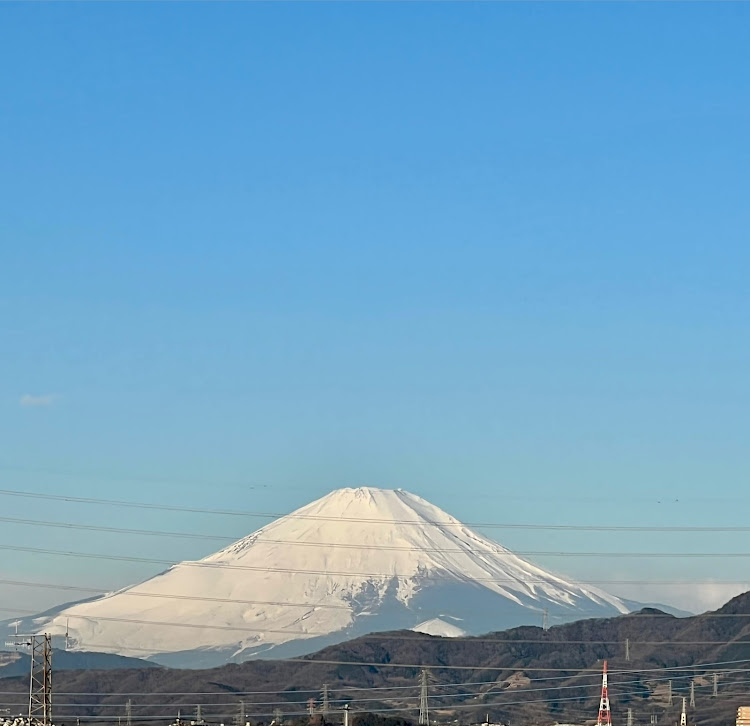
{"left": 35, "top": 487, "right": 629, "bottom": 666}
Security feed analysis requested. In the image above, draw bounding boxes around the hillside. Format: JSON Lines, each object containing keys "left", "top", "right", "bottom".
{"left": 0, "top": 649, "right": 157, "bottom": 679}
{"left": 2, "top": 592, "right": 750, "bottom": 726}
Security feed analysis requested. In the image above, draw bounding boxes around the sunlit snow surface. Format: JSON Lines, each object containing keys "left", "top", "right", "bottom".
{"left": 37, "top": 487, "right": 628, "bottom": 665}
{"left": 411, "top": 618, "right": 468, "bottom": 637}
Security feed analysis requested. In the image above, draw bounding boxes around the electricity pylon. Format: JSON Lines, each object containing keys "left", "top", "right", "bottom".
{"left": 19, "top": 633, "right": 53, "bottom": 726}
{"left": 596, "top": 661, "right": 612, "bottom": 726}
{"left": 419, "top": 669, "right": 430, "bottom": 726}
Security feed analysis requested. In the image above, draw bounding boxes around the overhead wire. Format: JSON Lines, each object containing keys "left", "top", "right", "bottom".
{"left": 1, "top": 488, "right": 749, "bottom": 532}
{"left": 18, "top": 675, "right": 750, "bottom": 719}
{"left": 4, "top": 513, "right": 750, "bottom": 558}
{"left": 1, "top": 542, "right": 748, "bottom": 585}
{"left": 8, "top": 676, "right": 750, "bottom": 711}
{"left": 13, "top": 607, "right": 750, "bottom": 644}
{"left": 2, "top": 659, "right": 745, "bottom": 699}
{"left": 13, "top": 667, "right": 747, "bottom": 702}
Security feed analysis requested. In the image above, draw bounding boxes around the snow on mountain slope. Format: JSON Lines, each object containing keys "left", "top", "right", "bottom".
{"left": 412, "top": 618, "right": 468, "bottom": 637}
{"left": 36, "top": 487, "right": 629, "bottom": 666}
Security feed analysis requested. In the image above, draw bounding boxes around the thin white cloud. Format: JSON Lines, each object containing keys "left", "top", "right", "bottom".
{"left": 19, "top": 394, "right": 58, "bottom": 408}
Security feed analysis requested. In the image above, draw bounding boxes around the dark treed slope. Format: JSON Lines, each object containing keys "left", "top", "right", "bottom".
{"left": 3, "top": 593, "right": 750, "bottom": 726}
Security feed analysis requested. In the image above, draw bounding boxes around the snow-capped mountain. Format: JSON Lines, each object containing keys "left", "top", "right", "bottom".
{"left": 30, "top": 487, "right": 630, "bottom": 667}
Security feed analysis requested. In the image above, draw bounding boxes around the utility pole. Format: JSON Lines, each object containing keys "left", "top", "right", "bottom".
{"left": 343, "top": 704, "right": 349, "bottom": 726}
{"left": 625, "top": 638, "right": 630, "bottom": 662}
{"left": 419, "top": 669, "right": 430, "bottom": 726}
{"left": 196, "top": 704, "right": 203, "bottom": 724}
{"left": 627, "top": 708, "right": 633, "bottom": 726}
{"left": 126, "top": 699, "right": 132, "bottom": 726}
{"left": 322, "top": 685, "right": 329, "bottom": 716}
{"left": 689, "top": 681, "right": 695, "bottom": 709}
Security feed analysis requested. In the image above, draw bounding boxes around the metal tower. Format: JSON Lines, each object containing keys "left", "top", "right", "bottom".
{"left": 680, "top": 697, "right": 687, "bottom": 726}
{"left": 322, "top": 685, "right": 330, "bottom": 715}
{"left": 27, "top": 634, "right": 52, "bottom": 726}
{"left": 713, "top": 673, "right": 718, "bottom": 697}
{"left": 625, "top": 638, "right": 630, "bottom": 662}
{"left": 668, "top": 680, "right": 673, "bottom": 707}
{"left": 419, "top": 669, "right": 430, "bottom": 726}
{"left": 234, "top": 700, "right": 246, "bottom": 726}
{"left": 689, "top": 681, "right": 695, "bottom": 709}
{"left": 307, "top": 699, "right": 316, "bottom": 717}
{"left": 596, "top": 660, "right": 612, "bottom": 726}
{"left": 126, "top": 699, "right": 132, "bottom": 726}
{"left": 627, "top": 708, "right": 633, "bottom": 726}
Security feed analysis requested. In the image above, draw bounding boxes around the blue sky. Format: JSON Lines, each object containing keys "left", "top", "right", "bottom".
{"left": 2, "top": 3, "right": 750, "bottom": 615}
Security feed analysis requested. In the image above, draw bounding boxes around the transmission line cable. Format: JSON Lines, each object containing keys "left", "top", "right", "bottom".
{"left": 2, "top": 542, "right": 749, "bottom": 585}
{"left": 2, "top": 488, "right": 750, "bottom": 532}
{"left": 5, "top": 511, "right": 750, "bottom": 557}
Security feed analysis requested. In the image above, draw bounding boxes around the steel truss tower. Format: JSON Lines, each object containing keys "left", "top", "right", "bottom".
{"left": 27, "top": 634, "right": 52, "bottom": 726}
{"left": 419, "top": 669, "right": 430, "bottom": 726}
{"left": 596, "top": 660, "right": 612, "bottom": 726}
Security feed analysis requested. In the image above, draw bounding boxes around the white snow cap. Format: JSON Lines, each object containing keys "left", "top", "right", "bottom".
{"left": 39, "top": 486, "right": 629, "bottom": 663}
{"left": 412, "top": 618, "right": 468, "bottom": 638}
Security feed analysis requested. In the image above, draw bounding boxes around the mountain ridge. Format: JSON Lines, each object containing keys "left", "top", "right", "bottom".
{"left": 1, "top": 592, "right": 749, "bottom": 726}
{"left": 15, "top": 488, "right": 633, "bottom": 666}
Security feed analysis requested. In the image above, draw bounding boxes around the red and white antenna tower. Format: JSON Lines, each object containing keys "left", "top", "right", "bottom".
{"left": 597, "top": 660, "right": 612, "bottom": 726}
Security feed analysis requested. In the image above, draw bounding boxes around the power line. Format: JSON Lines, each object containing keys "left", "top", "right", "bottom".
{"left": 20, "top": 684, "right": 750, "bottom": 724}
{"left": 1, "top": 542, "right": 749, "bottom": 585}
{"left": 15, "top": 677, "right": 750, "bottom": 720}
{"left": 2, "top": 488, "right": 750, "bottom": 532}
{"left": 6, "top": 512, "right": 750, "bottom": 558}
{"left": 8, "top": 663, "right": 746, "bottom": 698}
{"left": 22, "top": 608, "right": 750, "bottom": 644}
{"left": 5, "top": 597, "right": 750, "bottom": 624}
{"left": 10, "top": 679, "right": 750, "bottom": 711}
{"left": 10, "top": 603, "right": 750, "bottom": 641}
{"left": 0, "top": 577, "right": 352, "bottom": 611}
{"left": 3, "top": 652, "right": 747, "bottom": 676}
{"left": 7, "top": 577, "right": 750, "bottom": 619}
